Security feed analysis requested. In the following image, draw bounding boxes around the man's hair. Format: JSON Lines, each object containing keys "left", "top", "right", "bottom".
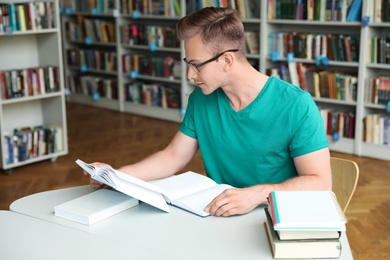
{"left": 176, "top": 7, "right": 244, "bottom": 55}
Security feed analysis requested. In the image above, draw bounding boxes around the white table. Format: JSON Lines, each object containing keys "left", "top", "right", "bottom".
{"left": 10, "top": 186, "right": 354, "bottom": 260}
{"left": 0, "top": 210, "right": 169, "bottom": 260}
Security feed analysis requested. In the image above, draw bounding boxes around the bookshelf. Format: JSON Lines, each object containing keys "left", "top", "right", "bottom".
{"left": 356, "top": 0, "right": 390, "bottom": 160}
{"left": 119, "top": 15, "right": 184, "bottom": 121}
{"left": 61, "top": 0, "right": 390, "bottom": 160}
{"left": 262, "top": 0, "right": 390, "bottom": 160}
{"left": 0, "top": 0, "right": 68, "bottom": 172}
{"left": 61, "top": 0, "right": 185, "bottom": 122}
{"left": 60, "top": 0, "right": 121, "bottom": 112}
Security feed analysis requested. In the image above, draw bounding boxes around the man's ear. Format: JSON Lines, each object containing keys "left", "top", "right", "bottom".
{"left": 223, "top": 52, "right": 234, "bottom": 70}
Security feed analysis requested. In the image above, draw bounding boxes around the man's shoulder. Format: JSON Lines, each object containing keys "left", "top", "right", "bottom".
{"left": 266, "top": 77, "right": 310, "bottom": 101}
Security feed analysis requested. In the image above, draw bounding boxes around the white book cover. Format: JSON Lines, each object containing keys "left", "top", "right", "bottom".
{"left": 268, "top": 190, "right": 346, "bottom": 231}
{"left": 54, "top": 189, "right": 139, "bottom": 225}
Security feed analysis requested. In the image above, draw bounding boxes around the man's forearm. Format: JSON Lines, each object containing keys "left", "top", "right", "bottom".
{"left": 255, "top": 175, "right": 332, "bottom": 205}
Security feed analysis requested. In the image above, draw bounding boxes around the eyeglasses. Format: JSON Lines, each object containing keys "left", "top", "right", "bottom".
{"left": 183, "top": 49, "right": 239, "bottom": 72}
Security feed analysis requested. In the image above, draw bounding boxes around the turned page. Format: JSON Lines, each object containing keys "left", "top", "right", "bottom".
{"left": 151, "top": 171, "right": 219, "bottom": 203}
{"left": 172, "top": 184, "right": 233, "bottom": 217}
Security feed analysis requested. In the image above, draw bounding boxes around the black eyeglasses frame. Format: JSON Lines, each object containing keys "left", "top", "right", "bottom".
{"left": 183, "top": 49, "right": 239, "bottom": 72}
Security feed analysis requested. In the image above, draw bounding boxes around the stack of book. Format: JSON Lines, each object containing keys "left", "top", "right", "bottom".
{"left": 264, "top": 190, "right": 347, "bottom": 259}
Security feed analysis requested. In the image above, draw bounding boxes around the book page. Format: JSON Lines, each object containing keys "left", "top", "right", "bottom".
{"left": 172, "top": 184, "right": 233, "bottom": 217}
{"left": 76, "top": 159, "right": 170, "bottom": 213}
{"left": 99, "top": 167, "right": 170, "bottom": 213}
{"left": 151, "top": 171, "right": 218, "bottom": 203}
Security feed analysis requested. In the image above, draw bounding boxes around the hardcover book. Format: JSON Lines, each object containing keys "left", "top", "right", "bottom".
{"left": 76, "top": 159, "right": 233, "bottom": 217}
{"left": 54, "top": 189, "right": 139, "bottom": 225}
{"left": 264, "top": 207, "right": 341, "bottom": 240}
{"left": 264, "top": 210, "right": 342, "bottom": 259}
{"left": 268, "top": 190, "right": 347, "bottom": 231}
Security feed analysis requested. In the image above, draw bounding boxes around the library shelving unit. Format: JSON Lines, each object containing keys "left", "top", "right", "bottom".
{"left": 356, "top": 1, "right": 390, "bottom": 160}
{"left": 262, "top": 0, "right": 390, "bottom": 160}
{"left": 61, "top": 0, "right": 186, "bottom": 122}
{"left": 0, "top": 0, "right": 68, "bottom": 173}
{"left": 60, "top": 0, "right": 121, "bottom": 111}
{"left": 61, "top": 1, "right": 261, "bottom": 122}
{"left": 119, "top": 6, "right": 184, "bottom": 122}
{"left": 61, "top": 0, "right": 390, "bottom": 161}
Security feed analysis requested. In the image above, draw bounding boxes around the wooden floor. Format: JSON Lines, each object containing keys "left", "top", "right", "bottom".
{"left": 1, "top": 102, "right": 389, "bottom": 259}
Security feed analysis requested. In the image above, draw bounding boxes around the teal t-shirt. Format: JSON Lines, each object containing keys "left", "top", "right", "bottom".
{"left": 179, "top": 76, "right": 328, "bottom": 188}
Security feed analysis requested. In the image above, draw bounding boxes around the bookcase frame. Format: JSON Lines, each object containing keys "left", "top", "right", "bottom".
{"left": 0, "top": 0, "right": 68, "bottom": 171}
{"left": 61, "top": 0, "right": 390, "bottom": 161}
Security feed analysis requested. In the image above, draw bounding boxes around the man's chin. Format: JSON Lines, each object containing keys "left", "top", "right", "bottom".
{"left": 200, "top": 87, "right": 217, "bottom": 95}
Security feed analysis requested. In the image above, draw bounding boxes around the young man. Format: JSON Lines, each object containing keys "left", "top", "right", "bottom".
{"left": 86, "top": 7, "right": 332, "bottom": 217}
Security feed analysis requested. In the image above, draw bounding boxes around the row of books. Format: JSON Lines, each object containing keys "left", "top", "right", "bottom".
{"left": 3, "top": 125, "right": 63, "bottom": 164}
{"left": 65, "top": 18, "right": 116, "bottom": 44}
{"left": 320, "top": 109, "right": 356, "bottom": 139}
{"left": 191, "top": 0, "right": 260, "bottom": 18}
{"left": 67, "top": 49, "right": 117, "bottom": 73}
{"left": 244, "top": 31, "right": 260, "bottom": 54}
{"left": 121, "top": 24, "right": 180, "bottom": 48}
{"left": 122, "top": 54, "right": 181, "bottom": 80}
{"left": 267, "top": 0, "right": 363, "bottom": 22}
{"left": 364, "top": 76, "right": 390, "bottom": 106}
{"left": 121, "top": 24, "right": 259, "bottom": 55}
{"left": 67, "top": 75, "right": 118, "bottom": 100}
{"left": 268, "top": 32, "right": 359, "bottom": 62}
{"left": 370, "top": 0, "right": 390, "bottom": 22}
{"left": 232, "top": 0, "right": 260, "bottom": 19}
{"left": 363, "top": 113, "right": 390, "bottom": 145}
{"left": 61, "top": 0, "right": 117, "bottom": 14}
{"left": 0, "top": 1, "right": 55, "bottom": 32}
{"left": 124, "top": 82, "right": 180, "bottom": 108}
{"left": 120, "top": 0, "right": 181, "bottom": 17}
{"left": 367, "top": 35, "right": 390, "bottom": 64}
{"left": 267, "top": 64, "right": 358, "bottom": 101}
{"left": 0, "top": 66, "right": 60, "bottom": 100}
{"left": 265, "top": 191, "right": 346, "bottom": 259}
{"left": 62, "top": 0, "right": 259, "bottom": 19}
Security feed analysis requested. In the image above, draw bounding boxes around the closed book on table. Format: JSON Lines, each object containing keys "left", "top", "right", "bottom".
{"left": 268, "top": 190, "right": 346, "bottom": 231}
{"left": 264, "top": 213, "right": 342, "bottom": 259}
{"left": 54, "top": 189, "right": 139, "bottom": 225}
{"left": 264, "top": 208, "right": 341, "bottom": 240}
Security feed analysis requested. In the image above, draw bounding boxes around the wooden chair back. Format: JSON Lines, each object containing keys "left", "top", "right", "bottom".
{"left": 331, "top": 157, "right": 359, "bottom": 213}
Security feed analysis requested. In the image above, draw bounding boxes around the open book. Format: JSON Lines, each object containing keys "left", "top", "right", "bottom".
{"left": 76, "top": 159, "right": 234, "bottom": 217}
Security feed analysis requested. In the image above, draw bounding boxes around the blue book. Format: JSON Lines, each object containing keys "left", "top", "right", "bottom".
{"left": 346, "top": 0, "right": 362, "bottom": 22}
{"left": 9, "top": 3, "right": 17, "bottom": 31}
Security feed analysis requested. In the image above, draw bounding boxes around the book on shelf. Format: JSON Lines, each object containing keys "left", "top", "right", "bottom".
{"left": 323, "top": 110, "right": 356, "bottom": 139}
{"left": 346, "top": 0, "right": 362, "bottom": 21}
{"left": 4, "top": 125, "right": 64, "bottom": 164}
{"left": 288, "top": 60, "right": 299, "bottom": 87}
{"left": 268, "top": 190, "right": 347, "bottom": 231}
{"left": 371, "top": 0, "right": 390, "bottom": 22}
{"left": 0, "top": 2, "right": 55, "bottom": 32}
{"left": 54, "top": 189, "right": 139, "bottom": 225}
{"left": 264, "top": 207, "right": 341, "bottom": 240}
{"left": 244, "top": 31, "right": 259, "bottom": 54}
{"left": 76, "top": 159, "right": 234, "bottom": 217}
{"left": 264, "top": 208, "right": 342, "bottom": 259}
{"left": 363, "top": 113, "right": 390, "bottom": 145}
{"left": 120, "top": 0, "right": 180, "bottom": 16}
{"left": 0, "top": 66, "right": 60, "bottom": 100}
{"left": 123, "top": 82, "right": 180, "bottom": 108}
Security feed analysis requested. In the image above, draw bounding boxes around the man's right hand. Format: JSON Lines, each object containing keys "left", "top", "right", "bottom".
{"left": 82, "top": 162, "right": 112, "bottom": 189}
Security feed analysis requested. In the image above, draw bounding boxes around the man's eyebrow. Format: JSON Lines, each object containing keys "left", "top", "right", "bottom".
{"left": 185, "top": 58, "right": 198, "bottom": 63}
